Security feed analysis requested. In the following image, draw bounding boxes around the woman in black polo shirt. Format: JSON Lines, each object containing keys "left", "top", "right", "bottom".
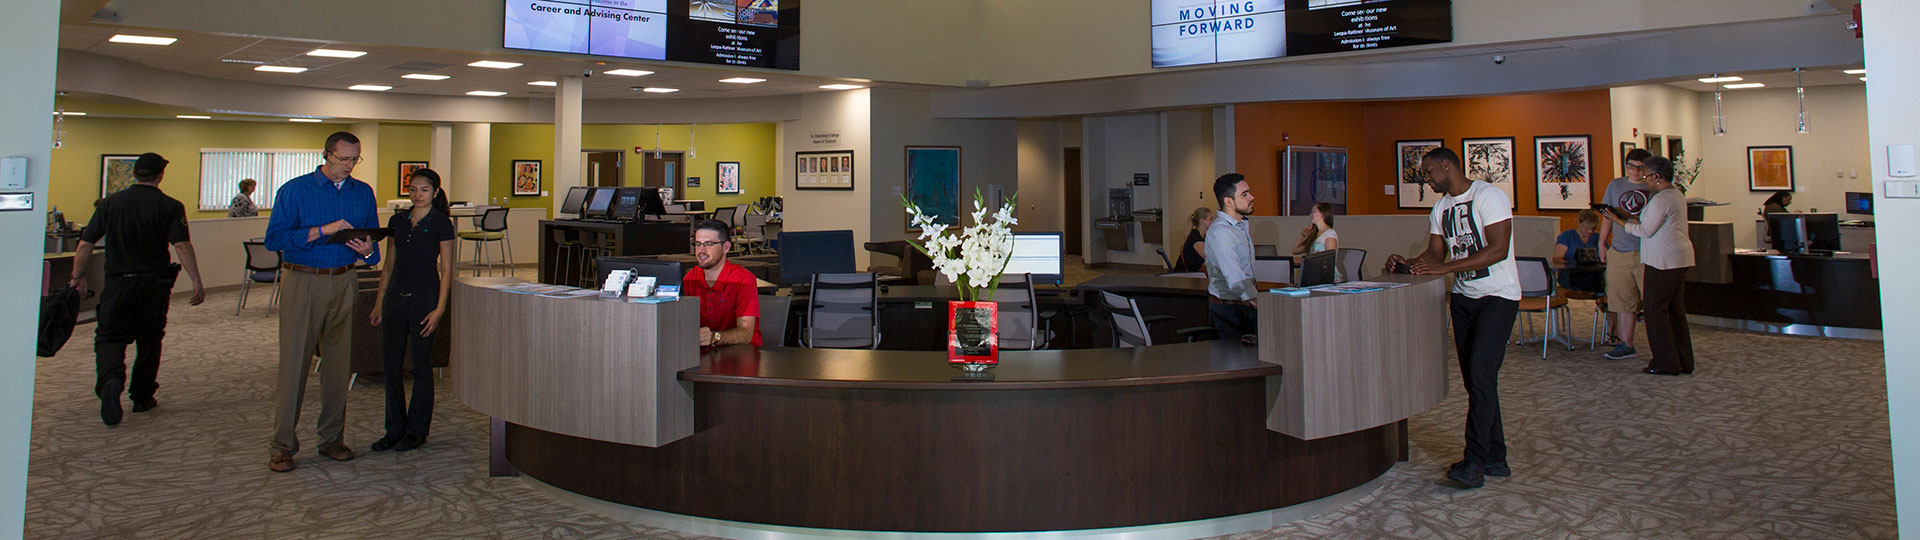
{"left": 369, "top": 169, "right": 455, "bottom": 452}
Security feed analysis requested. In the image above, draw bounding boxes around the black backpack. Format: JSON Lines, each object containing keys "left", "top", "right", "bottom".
{"left": 38, "top": 286, "right": 83, "bottom": 357}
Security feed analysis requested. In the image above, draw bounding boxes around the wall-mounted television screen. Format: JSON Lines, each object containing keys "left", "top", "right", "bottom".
{"left": 505, "top": 0, "right": 800, "bottom": 70}
{"left": 1150, "top": 0, "right": 1452, "bottom": 68}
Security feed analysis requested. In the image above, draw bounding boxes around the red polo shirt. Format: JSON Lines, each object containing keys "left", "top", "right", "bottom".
{"left": 683, "top": 262, "right": 762, "bottom": 346}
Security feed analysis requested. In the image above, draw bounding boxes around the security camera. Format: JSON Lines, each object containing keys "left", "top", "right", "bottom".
{"left": 583, "top": 69, "right": 593, "bottom": 78}
{"left": 1492, "top": 55, "right": 1506, "bottom": 65}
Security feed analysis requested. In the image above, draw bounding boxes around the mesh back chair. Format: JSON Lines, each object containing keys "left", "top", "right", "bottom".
{"left": 1255, "top": 244, "right": 1282, "bottom": 258}
{"left": 1253, "top": 255, "right": 1293, "bottom": 285}
{"left": 456, "top": 208, "right": 511, "bottom": 276}
{"left": 236, "top": 240, "right": 281, "bottom": 316}
{"left": 806, "top": 273, "right": 880, "bottom": 349}
{"left": 1336, "top": 248, "right": 1367, "bottom": 283}
{"left": 1098, "top": 291, "right": 1154, "bottom": 348}
{"left": 732, "top": 204, "right": 750, "bottom": 227}
{"left": 992, "top": 274, "right": 1055, "bottom": 350}
{"left": 1514, "top": 256, "right": 1571, "bottom": 358}
{"left": 1556, "top": 270, "right": 1608, "bottom": 351}
{"left": 663, "top": 203, "right": 690, "bottom": 224}
{"left": 712, "top": 206, "right": 737, "bottom": 231}
{"left": 741, "top": 213, "right": 771, "bottom": 254}
{"left": 1155, "top": 248, "right": 1175, "bottom": 272}
{"left": 758, "top": 294, "right": 793, "bottom": 347}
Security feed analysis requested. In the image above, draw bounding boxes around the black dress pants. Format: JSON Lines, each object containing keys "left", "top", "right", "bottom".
{"left": 95, "top": 274, "right": 173, "bottom": 404}
{"left": 1450, "top": 293, "right": 1518, "bottom": 469}
{"left": 1642, "top": 266, "right": 1696, "bottom": 373}
{"left": 381, "top": 291, "right": 438, "bottom": 439}
{"left": 1208, "top": 302, "right": 1258, "bottom": 341}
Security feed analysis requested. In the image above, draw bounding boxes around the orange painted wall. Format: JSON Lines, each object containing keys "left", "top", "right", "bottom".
{"left": 1236, "top": 90, "right": 1615, "bottom": 230}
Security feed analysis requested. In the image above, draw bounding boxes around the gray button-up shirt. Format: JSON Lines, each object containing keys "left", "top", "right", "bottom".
{"left": 1204, "top": 210, "right": 1256, "bottom": 301}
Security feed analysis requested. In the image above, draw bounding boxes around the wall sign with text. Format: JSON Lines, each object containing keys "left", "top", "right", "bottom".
{"left": 1150, "top": 0, "right": 1451, "bottom": 68}
{"left": 505, "top": 0, "right": 801, "bottom": 70}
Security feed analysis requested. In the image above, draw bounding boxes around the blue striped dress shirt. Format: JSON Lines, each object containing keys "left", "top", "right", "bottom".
{"left": 264, "top": 167, "right": 381, "bottom": 268}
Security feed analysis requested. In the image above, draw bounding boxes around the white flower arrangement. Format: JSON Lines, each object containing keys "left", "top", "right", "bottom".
{"left": 902, "top": 189, "right": 1020, "bottom": 302}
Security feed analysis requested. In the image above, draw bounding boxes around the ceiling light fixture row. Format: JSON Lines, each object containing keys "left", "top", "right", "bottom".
{"left": 108, "top": 34, "right": 176, "bottom": 46}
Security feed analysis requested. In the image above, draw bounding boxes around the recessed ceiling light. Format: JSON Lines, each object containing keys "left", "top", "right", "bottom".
{"left": 1859, "top": 76, "right": 1868, "bottom": 82}
{"left": 54, "top": 111, "right": 86, "bottom": 116}
{"left": 289, "top": 118, "right": 323, "bottom": 123}
{"left": 108, "top": 34, "right": 177, "bottom": 46}
{"left": 254, "top": 65, "right": 308, "bottom": 73}
{"left": 1722, "top": 83, "right": 1765, "bottom": 89}
{"left": 1697, "top": 76, "right": 1743, "bottom": 83}
{"left": 402, "top": 73, "right": 449, "bottom": 80}
{"left": 468, "top": 60, "right": 522, "bottom": 69}
{"left": 348, "top": 84, "right": 393, "bottom": 91}
{"left": 176, "top": 115, "right": 211, "bottom": 119}
{"left": 719, "top": 77, "right": 766, "bottom": 84}
{"left": 1843, "top": 69, "right": 1866, "bottom": 75}
{"left": 307, "top": 48, "right": 366, "bottom": 58}
{"left": 819, "top": 84, "right": 864, "bottom": 90}
{"left": 527, "top": 80, "right": 558, "bottom": 87}
{"left": 605, "top": 69, "right": 653, "bottom": 76}
{"left": 642, "top": 87, "right": 679, "bottom": 93}
{"left": 467, "top": 90, "right": 508, "bottom": 97}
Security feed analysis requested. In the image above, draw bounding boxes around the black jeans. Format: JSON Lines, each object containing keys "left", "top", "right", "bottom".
{"left": 1642, "top": 266, "right": 1696, "bottom": 373}
{"left": 95, "top": 274, "right": 173, "bottom": 404}
{"left": 1450, "top": 293, "right": 1518, "bottom": 469}
{"left": 381, "top": 291, "right": 439, "bottom": 439}
{"left": 1208, "top": 302, "right": 1258, "bottom": 341}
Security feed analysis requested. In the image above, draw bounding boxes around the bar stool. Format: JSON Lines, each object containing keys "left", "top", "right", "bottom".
{"left": 579, "top": 230, "right": 616, "bottom": 287}
{"left": 457, "top": 208, "right": 511, "bottom": 276}
{"left": 549, "top": 228, "right": 586, "bottom": 287}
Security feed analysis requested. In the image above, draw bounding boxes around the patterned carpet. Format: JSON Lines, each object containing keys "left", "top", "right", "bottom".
{"left": 24, "top": 271, "right": 1896, "bottom": 539}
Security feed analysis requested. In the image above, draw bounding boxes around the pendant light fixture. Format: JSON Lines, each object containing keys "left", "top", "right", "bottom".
{"left": 1794, "top": 68, "right": 1810, "bottom": 134}
{"left": 687, "top": 125, "right": 697, "bottom": 159}
{"left": 1713, "top": 90, "right": 1726, "bottom": 136}
{"left": 52, "top": 105, "right": 65, "bottom": 149}
{"left": 653, "top": 124, "right": 663, "bottom": 159}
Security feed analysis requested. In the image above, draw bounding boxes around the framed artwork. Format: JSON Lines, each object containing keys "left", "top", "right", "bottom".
{"left": 1462, "top": 137, "right": 1517, "bottom": 209}
{"left": 796, "top": 150, "right": 855, "bottom": 190}
{"left": 1619, "top": 142, "right": 1637, "bottom": 178}
{"left": 100, "top": 154, "right": 140, "bottom": 197}
{"left": 511, "top": 160, "right": 541, "bottom": 196}
{"left": 1747, "top": 146, "right": 1795, "bottom": 191}
{"left": 1643, "top": 134, "right": 1664, "bottom": 158}
{"left": 1395, "top": 140, "right": 1444, "bottom": 209}
{"left": 688, "top": 176, "right": 701, "bottom": 188}
{"left": 905, "top": 146, "right": 962, "bottom": 230}
{"left": 716, "top": 161, "right": 741, "bottom": 194}
{"left": 1534, "top": 135, "right": 1593, "bottom": 210}
{"left": 1667, "top": 137, "right": 1685, "bottom": 162}
{"left": 1281, "top": 146, "right": 1348, "bottom": 216}
{"left": 397, "top": 161, "right": 429, "bottom": 197}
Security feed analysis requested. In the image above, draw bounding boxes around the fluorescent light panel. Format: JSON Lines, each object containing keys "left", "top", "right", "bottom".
{"left": 108, "top": 34, "right": 177, "bottom": 46}
{"left": 604, "top": 69, "right": 653, "bottom": 76}
{"left": 306, "top": 48, "right": 366, "bottom": 58}
{"left": 1860, "top": 76, "right": 1868, "bottom": 82}
{"left": 288, "top": 118, "right": 323, "bottom": 123}
{"left": 718, "top": 77, "right": 766, "bottom": 84}
{"left": 466, "top": 90, "right": 507, "bottom": 96}
{"left": 1697, "top": 76, "right": 1743, "bottom": 83}
{"left": 641, "top": 87, "right": 679, "bottom": 93}
{"left": 348, "top": 84, "right": 392, "bottom": 91}
{"left": 527, "top": 80, "right": 558, "bottom": 86}
{"left": 176, "top": 115, "right": 211, "bottom": 119}
{"left": 254, "top": 65, "right": 308, "bottom": 73}
{"left": 1844, "top": 69, "right": 1866, "bottom": 75}
{"left": 468, "top": 60, "right": 522, "bottom": 69}
{"left": 819, "top": 84, "right": 864, "bottom": 90}
{"left": 54, "top": 111, "right": 86, "bottom": 116}
{"left": 402, "top": 73, "right": 449, "bottom": 80}
{"left": 1723, "top": 83, "right": 1765, "bottom": 89}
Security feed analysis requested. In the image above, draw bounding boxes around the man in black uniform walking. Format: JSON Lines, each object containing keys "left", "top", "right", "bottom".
{"left": 68, "top": 152, "right": 206, "bottom": 426}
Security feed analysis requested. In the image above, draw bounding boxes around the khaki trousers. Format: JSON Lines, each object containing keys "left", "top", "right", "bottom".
{"left": 270, "top": 269, "right": 356, "bottom": 453}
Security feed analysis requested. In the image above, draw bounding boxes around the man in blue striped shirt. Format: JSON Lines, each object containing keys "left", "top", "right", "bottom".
{"left": 263, "top": 131, "right": 381, "bottom": 473}
{"left": 1204, "top": 173, "right": 1258, "bottom": 341}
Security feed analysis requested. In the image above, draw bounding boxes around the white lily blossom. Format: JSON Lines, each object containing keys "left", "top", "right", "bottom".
{"left": 901, "top": 189, "right": 1020, "bottom": 302}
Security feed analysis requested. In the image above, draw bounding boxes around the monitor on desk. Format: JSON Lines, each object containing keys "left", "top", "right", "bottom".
{"left": 1004, "top": 232, "right": 1064, "bottom": 285}
{"left": 777, "top": 230, "right": 856, "bottom": 286}
{"left": 1299, "top": 250, "right": 1340, "bottom": 287}
{"left": 1767, "top": 212, "right": 1841, "bottom": 254}
{"left": 596, "top": 257, "right": 682, "bottom": 289}
{"left": 560, "top": 187, "right": 591, "bottom": 218}
{"left": 609, "top": 187, "right": 643, "bottom": 221}
{"left": 637, "top": 187, "right": 666, "bottom": 217}
{"left": 583, "top": 187, "right": 616, "bottom": 219}
{"left": 1845, "top": 192, "right": 1873, "bottom": 216}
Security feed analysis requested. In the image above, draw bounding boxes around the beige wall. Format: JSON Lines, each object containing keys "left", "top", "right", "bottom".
{"left": 1690, "top": 85, "right": 1870, "bottom": 246}
{"left": 1862, "top": 1, "right": 1920, "bottom": 534}
{"left": 866, "top": 89, "right": 1019, "bottom": 248}
{"left": 778, "top": 89, "right": 873, "bottom": 267}
{"left": 1611, "top": 84, "right": 1704, "bottom": 179}
{"left": 1165, "top": 109, "right": 1216, "bottom": 270}
{"left": 1015, "top": 120, "right": 1065, "bottom": 233}
{"left": 1, "top": 1, "right": 57, "bottom": 532}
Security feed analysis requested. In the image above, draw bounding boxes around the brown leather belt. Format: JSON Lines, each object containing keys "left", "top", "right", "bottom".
{"left": 1208, "top": 296, "right": 1253, "bottom": 307}
{"left": 282, "top": 263, "right": 354, "bottom": 276}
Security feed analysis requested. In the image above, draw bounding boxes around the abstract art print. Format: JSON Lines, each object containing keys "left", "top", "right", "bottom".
{"left": 1395, "top": 140, "right": 1444, "bottom": 209}
{"left": 397, "top": 161, "right": 428, "bottom": 197}
{"left": 1747, "top": 146, "right": 1794, "bottom": 191}
{"left": 905, "top": 146, "right": 961, "bottom": 231}
{"left": 99, "top": 154, "right": 140, "bottom": 198}
{"left": 1463, "top": 137, "right": 1516, "bottom": 209}
{"left": 1534, "top": 135, "right": 1592, "bottom": 210}
{"left": 716, "top": 161, "right": 741, "bottom": 194}
{"left": 511, "top": 160, "right": 541, "bottom": 196}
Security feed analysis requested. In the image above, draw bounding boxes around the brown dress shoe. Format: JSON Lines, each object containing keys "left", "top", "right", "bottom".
{"left": 318, "top": 442, "right": 355, "bottom": 462}
{"left": 268, "top": 450, "right": 296, "bottom": 473}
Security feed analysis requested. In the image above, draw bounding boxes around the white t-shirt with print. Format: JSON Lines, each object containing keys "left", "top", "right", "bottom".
{"left": 1428, "top": 180, "right": 1521, "bottom": 301}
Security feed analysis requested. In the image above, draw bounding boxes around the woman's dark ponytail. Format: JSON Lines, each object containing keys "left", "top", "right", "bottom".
{"left": 410, "top": 168, "right": 451, "bottom": 215}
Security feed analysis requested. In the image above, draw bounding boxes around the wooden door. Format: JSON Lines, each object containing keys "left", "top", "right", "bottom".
{"left": 1064, "top": 147, "right": 1083, "bottom": 256}
{"left": 585, "top": 151, "right": 622, "bottom": 187}
{"left": 642, "top": 152, "right": 685, "bottom": 191}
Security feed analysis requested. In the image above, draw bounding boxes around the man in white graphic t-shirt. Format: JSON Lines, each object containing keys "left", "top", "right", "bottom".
{"left": 1384, "top": 146, "right": 1520, "bottom": 489}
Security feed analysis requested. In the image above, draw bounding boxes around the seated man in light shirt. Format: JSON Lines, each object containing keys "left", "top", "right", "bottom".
{"left": 1203, "top": 173, "right": 1258, "bottom": 341}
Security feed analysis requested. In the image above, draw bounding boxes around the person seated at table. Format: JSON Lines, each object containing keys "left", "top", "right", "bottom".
{"left": 1554, "top": 210, "right": 1605, "bottom": 293}
{"left": 1174, "top": 208, "right": 1213, "bottom": 272}
{"left": 684, "top": 219, "right": 761, "bottom": 347}
{"left": 1759, "top": 191, "right": 1793, "bottom": 216}
{"left": 1292, "top": 202, "right": 1342, "bottom": 281}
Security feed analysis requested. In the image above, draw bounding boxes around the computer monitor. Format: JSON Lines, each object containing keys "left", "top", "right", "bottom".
{"left": 637, "top": 187, "right": 667, "bottom": 217}
{"left": 560, "top": 186, "right": 591, "bottom": 217}
{"left": 1299, "top": 250, "right": 1340, "bottom": 287}
{"left": 609, "top": 187, "right": 641, "bottom": 221}
{"left": 1767, "top": 213, "right": 1842, "bottom": 254}
{"left": 777, "top": 230, "right": 856, "bottom": 285}
{"left": 583, "top": 187, "right": 616, "bottom": 218}
{"left": 1845, "top": 192, "right": 1873, "bottom": 216}
{"left": 595, "top": 257, "right": 683, "bottom": 289}
{"left": 1004, "top": 232, "right": 1064, "bottom": 285}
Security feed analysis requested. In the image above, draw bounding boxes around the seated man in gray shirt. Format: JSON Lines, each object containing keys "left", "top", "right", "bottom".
{"left": 1204, "top": 173, "right": 1258, "bottom": 341}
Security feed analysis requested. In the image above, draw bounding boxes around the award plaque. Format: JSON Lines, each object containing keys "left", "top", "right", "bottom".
{"left": 946, "top": 301, "right": 999, "bottom": 367}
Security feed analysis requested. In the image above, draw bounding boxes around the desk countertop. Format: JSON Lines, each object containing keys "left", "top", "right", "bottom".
{"left": 682, "top": 341, "right": 1279, "bottom": 390}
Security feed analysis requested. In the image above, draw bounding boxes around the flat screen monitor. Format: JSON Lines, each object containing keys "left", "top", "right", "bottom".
{"left": 583, "top": 187, "right": 616, "bottom": 218}
{"left": 1767, "top": 213, "right": 1842, "bottom": 254}
{"left": 1004, "top": 232, "right": 1064, "bottom": 284}
{"left": 777, "top": 230, "right": 856, "bottom": 286}
{"left": 1300, "top": 250, "right": 1340, "bottom": 287}
{"left": 1846, "top": 192, "right": 1873, "bottom": 215}
{"left": 595, "top": 257, "right": 682, "bottom": 289}
{"left": 610, "top": 187, "right": 644, "bottom": 221}
{"left": 637, "top": 187, "right": 667, "bottom": 217}
{"left": 560, "top": 186, "right": 591, "bottom": 217}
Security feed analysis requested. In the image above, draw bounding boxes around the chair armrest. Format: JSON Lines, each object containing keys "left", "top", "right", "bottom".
{"left": 1142, "top": 314, "right": 1174, "bottom": 325}
{"left": 1175, "top": 326, "right": 1218, "bottom": 340}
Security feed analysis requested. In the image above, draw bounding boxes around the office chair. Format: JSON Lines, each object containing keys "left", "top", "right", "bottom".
{"left": 992, "top": 274, "right": 1056, "bottom": 350}
{"left": 235, "top": 240, "right": 281, "bottom": 316}
{"left": 1253, "top": 255, "right": 1293, "bottom": 285}
{"left": 1514, "top": 256, "right": 1570, "bottom": 358}
{"left": 456, "top": 208, "right": 511, "bottom": 276}
{"left": 1155, "top": 248, "right": 1174, "bottom": 272}
{"left": 1335, "top": 248, "right": 1366, "bottom": 282}
{"left": 805, "top": 273, "right": 880, "bottom": 349}
{"left": 758, "top": 294, "right": 793, "bottom": 347}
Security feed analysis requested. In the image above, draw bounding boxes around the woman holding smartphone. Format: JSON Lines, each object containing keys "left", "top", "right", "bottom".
{"left": 369, "top": 169, "right": 455, "bottom": 451}
{"left": 1601, "top": 157, "right": 1695, "bottom": 376}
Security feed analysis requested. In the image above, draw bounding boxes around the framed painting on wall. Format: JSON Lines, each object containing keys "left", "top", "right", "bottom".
{"left": 511, "top": 160, "right": 541, "bottom": 196}
{"left": 1619, "top": 142, "right": 1637, "bottom": 178}
{"left": 1395, "top": 139, "right": 1444, "bottom": 209}
{"left": 1282, "top": 146, "right": 1348, "bottom": 216}
{"left": 1462, "top": 137, "right": 1517, "bottom": 209}
{"left": 1747, "top": 146, "right": 1795, "bottom": 191}
{"left": 1534, "top": 135, "right": 1592, "bottom": 210}
{"left": 100, "top": 154, "right": 140, "bottom": 198}
{"left": 397, "top": 161, "right": 428, "bottom": 197}
{"left": 716, "top": 161, "right": 741, "bottom": 194}
{"left": 796, "top": 150, "right": 855, "bottom": 190}
{"left": 905, "top": 146, "right": 962, "bottom": 231}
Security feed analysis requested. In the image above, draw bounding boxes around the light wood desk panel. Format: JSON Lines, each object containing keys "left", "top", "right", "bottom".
{"left": 1260, "top": 274, "right": 1450, "bottom": 440}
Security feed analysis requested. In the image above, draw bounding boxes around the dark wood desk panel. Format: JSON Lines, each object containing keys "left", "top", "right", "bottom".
{"left": 682, "top": 342, "right": 1280, "bottom": 390}
{"left": 538, "top": 220, "right": 688, "bottom": 286}
{"left": 1687, "top": 251, "right": 1881, "bottom": 331}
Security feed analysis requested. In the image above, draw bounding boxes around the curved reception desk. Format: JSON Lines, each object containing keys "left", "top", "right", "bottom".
{"left": 452, "top": 275, "right": 1450, "bottom": 534}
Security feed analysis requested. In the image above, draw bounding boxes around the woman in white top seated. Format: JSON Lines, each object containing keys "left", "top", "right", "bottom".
{"left": 1292, "top": 202, "right": 1341, "bottom": 281}
{"left": 1603, "top": 156, "right": 1695, "bottom": 376}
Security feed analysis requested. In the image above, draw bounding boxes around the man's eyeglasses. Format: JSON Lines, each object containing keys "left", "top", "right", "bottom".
{"left": 690, "top": 240, "right": 727, "bottom": 248}
{"left": 326, "top": 152, "right": 364, "bottom": 165}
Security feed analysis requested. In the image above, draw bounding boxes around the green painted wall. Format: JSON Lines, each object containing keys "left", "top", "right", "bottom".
{"left": 376, "top": 123, "right": 433, "bottom": 200}
{"left": 487, "top": 123, "right": 777, "bottom": 210}
{"left": 49, "top": 117, "right": 341, "bottom": 222}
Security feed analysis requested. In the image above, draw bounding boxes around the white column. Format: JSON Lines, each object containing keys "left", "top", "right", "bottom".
{"left": 552, "top": 75, "right": 585, "bottom": 216}
{"left": 451, "top": 123, "right": 491, "bottom": 205}
{"left": 430, "top": 122, "right": 453, "bottom": 193}
{"left": 1864, "top": 0, "right": 1918, "bottom": 535}
{"left": 0, "top": 0, "right": 57, "bottom": 532}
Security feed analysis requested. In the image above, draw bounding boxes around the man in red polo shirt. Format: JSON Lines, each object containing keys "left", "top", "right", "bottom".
{"left": 684, "top": 220, "right": 762, "bottom": 347}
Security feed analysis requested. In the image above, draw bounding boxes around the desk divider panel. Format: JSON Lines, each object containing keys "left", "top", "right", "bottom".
{"left": 1260, "top": 276, "right": 1450, "bottom": 440}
